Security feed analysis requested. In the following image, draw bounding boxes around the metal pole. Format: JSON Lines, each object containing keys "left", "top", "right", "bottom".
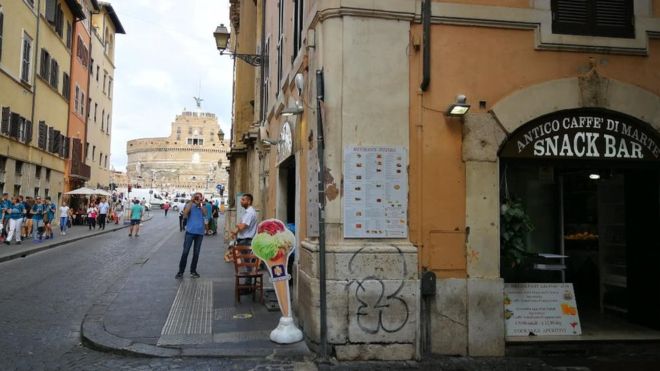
{"left": 316, "top": 69, "right": 328, "bottom": 361}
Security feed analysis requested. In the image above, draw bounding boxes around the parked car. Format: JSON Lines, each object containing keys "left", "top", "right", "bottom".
{"left": 171, "top": 197, "right": 189, "bottom": 212}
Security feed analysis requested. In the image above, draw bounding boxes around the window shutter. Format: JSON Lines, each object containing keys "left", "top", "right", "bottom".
{"left": 9, "top": 113, "right": 19, "bottom": 138}
{"left": 25, "top": 120, "right": 32, "bottom": 143}
{"left": 62, "top": 73, "right": 70, "bottom": 100}
{"left": 38, "top": 121, "right": 47, "bottom": 150}
{"left": 594, "top": 0, "right": 634, "bottom": 38}
{"left": 40, "top": 49, "right": 49, "bottom": 79}
{"left": 47, "top": 127, "right": 55, "bottom": 153}
{"left": 53, "top": 130, "right": 61, "bottom": 154}
{"left": 552, "top": 0, "right": 634, "bottom": 38}
{"left": 63, "top": 136, "right": 70, "bottom": 158}
{"left": 50, "top": 59, "right": 59, "bottom": 88}
{"left": 1, "top": 107, "right": 9, "bottom": 134}
{"left": 72, "top": 138, "right": 82, "bottom": 162}
{"left": 45, "top": 0, "right": 56, "bottom": 24}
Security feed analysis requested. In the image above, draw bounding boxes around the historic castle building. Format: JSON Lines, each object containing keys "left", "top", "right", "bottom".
{"left": 126, "top": 109, "right": 229, "bottom": 194}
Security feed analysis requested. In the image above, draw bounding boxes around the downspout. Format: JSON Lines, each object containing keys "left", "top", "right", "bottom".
{"left": 316, "top": 69, "right": 328, "bottom": 361}
{"left": 259, "top": 0, "right": 266, "bottom": 123}
{"left": 419, "top": 0, "right": 431, "bottom": 91}
{"left": 29, "top": 0, "right": 42, "bottom": 128}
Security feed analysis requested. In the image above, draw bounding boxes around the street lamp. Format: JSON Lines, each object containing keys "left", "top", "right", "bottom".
{"left": 213, "top": 24, "right": 267, "bottom": 67}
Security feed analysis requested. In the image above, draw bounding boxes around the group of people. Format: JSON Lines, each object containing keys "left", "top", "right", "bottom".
{"left": 0, "top": 192, "right": 58, "bottom": 245}
{"left": 175, "top": 193, "right": 256, "bottom": 279}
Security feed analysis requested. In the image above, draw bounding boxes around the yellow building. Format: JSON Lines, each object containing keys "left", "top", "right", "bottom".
{"left": 87, "top": 1, "right": 124, "bottom": 189}
{"left": 1, "top": 0, "right": 84, "bottom": 200}
{"left": 126, "top": 109, "right": 229, "bottom": 194}
{"left": 225, "top": 0, "right": 660, "bottom": 361}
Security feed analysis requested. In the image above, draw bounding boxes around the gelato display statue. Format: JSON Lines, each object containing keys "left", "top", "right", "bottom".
{"left": 251, "top": 219, "right": 303, "bottom": 344}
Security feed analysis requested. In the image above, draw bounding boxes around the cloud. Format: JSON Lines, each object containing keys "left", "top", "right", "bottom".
{"left": 108, "top": 0, "right": 232, "bottom": 171}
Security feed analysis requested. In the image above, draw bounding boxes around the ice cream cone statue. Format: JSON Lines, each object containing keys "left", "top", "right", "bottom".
{"left": 251, "top": 219, "right": 303, "bottom": 344}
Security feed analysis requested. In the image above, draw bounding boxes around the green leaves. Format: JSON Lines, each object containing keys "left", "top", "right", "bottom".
{"left": 500, "top": 198, "right": 534, "bottom": 267}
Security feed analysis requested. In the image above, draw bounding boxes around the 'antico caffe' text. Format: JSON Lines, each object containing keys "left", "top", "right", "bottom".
{"left": 513, "top": 115, "right": 660, "bottom": 160}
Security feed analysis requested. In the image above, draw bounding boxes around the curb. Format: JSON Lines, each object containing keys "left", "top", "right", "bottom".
{"left": 0, "top": 217, "right": 151, "bottom": 263}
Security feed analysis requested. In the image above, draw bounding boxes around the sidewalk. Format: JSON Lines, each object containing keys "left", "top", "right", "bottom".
{"left": 80, "top": 214, "right": 313, "bottom": 361}
{"left": 0, "top": 218, "right": 134, "bottom": 263}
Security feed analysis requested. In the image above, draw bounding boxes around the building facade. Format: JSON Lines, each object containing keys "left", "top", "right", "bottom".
{"left": 126, "top": 110, "right": 229, "bottom": 194}
{"left": 87, "top": 1, "right": 124, "bottom": 189}
{"left": 225, "top": 0, "right": 660, "bottom": 361}
{"left": 64, "top": 0, "right": 98, "bottom": 193}
{"left": 1, "top": 0, "right": 85, "bottom": 201}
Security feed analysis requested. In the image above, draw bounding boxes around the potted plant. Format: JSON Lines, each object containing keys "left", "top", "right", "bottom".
{"left": 500, "top": 198, "right": 534, "bottom": 281}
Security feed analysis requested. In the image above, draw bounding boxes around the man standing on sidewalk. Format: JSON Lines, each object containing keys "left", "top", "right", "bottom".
{"left": 128, "top": 199, "right": 144, "bottom": 237}
{"left": 4, "top": 197, "right": 25, "bottom": 245}
{"left": 230, "top": 194, "right": 257, "bottom": 246}
{"left": 175, "top": 192, "right": 207, "bottom": 279}
{"left": 98, "top": 197, "right": 109, "bottom": 230}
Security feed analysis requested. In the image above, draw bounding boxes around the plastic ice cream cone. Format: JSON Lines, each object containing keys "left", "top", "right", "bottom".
{"left": 264, "top": 252, "right": 291, "bottom": 317}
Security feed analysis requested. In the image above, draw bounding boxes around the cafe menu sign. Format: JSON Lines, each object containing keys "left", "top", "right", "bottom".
{"left": 504, "top": 283, "right": 582, "bottom": 337}
{"left": 343, "top": 146, "right": 408, "bottom": 238}
{"left": 500, "top": 109, "right": 660, "bottom": 161}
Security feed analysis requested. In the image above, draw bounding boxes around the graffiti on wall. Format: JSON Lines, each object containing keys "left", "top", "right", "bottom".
{"left": 346, "top": 246, "right": 410, "bottom": 334}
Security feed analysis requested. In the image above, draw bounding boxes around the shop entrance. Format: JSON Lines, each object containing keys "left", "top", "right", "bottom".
{"left": 499, "top": 108, "right": 660, "bottom": 340}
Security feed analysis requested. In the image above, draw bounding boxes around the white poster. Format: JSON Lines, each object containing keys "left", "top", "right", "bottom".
{"left": 343, "top": 146, "right": 408, "bottom": 238}
{"left": 504, "top": 283, "right": 582, "bottom": 336}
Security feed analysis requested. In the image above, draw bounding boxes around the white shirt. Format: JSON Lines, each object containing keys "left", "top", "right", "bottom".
{"left": 59, "top": 206, "right": 69, "bottom": 219}
{"left": 99, "top": 202, "right": 110, "bottom": 214}
{"left": 238, "top": 206, "right": 257, "bottom": 239}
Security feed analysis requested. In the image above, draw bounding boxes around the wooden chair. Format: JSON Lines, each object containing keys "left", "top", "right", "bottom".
{"left": 232, "top": 245, "right": 264, "bottom": 304}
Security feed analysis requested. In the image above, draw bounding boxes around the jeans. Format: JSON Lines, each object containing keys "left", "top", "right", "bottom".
{"left": 179, "top": 232, "right": 204, "bottom": 274}
{"left": 98, "top": 214, "right": 107, "bottom": 229}
{"left": 60, "top": 217, "right": 68, "bottom": 233}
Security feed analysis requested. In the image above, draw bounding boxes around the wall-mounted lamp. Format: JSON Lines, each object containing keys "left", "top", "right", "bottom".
{"left": 213, "top": 24, "right": 266, "bottom": 67}
{"left": 282, "top": 101, "right": 304, "bottom": 116}
{"left": 262, "top": 138, "right": 284, "bottom": 146}
{"left": 446, "top": 95, "right": 470, "bottom": 117}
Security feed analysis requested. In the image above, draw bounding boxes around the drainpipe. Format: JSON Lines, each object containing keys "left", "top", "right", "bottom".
{"left": 30, "top": 0, "right": 42, "bottom": 129}
{"left": 316, "top": 69, "right": 328, "bottom": 361}
{"left": 419, "top": 0, "right": 431, "bottom": 91}
{"left": 259, "top": 0, "right": 266, "bottom": 123}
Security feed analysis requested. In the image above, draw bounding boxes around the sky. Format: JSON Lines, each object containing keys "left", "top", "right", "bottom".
{"left": 108, "top": 0, "right": 233, "bottom": 172}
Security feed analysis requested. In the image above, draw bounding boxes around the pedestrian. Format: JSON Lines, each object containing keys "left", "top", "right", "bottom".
{"left": 31, "top": 197, "right": 45, "bottom": 242}
{"left": 98, "top": 197, "right": 109, "bottom": 230}
{"left": 87, "top": 203, "right": 98, "bottom": 230}
{"left": 128, "top": 199, "right": 144, "bottom": 237}
{"left": 175, "top": 192, "right": 207, "bottom": 279}
{"left": 211, "top": 202, "right": 219, "bottom": 235}
{"left": 59, "top": 201, "right": 70, "bottom": 235}
{"left": 0, "top": 192, "right": 11, "bottom": 241}
{"left": 43, "top": 197, "right": 56, "bottom": 239}
{"left": 230, "top": 193, "right": 257, "bottom": 246}
{"left": 4, "top": 197, "right": 25, "bottom": 245}
{"left": 163, "top": 201, "right": 170, "bottom": 217}
{"left": 204, "top": 199, "right": 213, "bottom": 235}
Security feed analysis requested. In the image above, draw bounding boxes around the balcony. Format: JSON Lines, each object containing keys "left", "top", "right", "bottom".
{"left": 71, "top": 162, "right": 91, "bottom": 180}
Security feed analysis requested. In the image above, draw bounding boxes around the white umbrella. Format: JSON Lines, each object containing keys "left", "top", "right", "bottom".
{"left": 64, "top": 187, "right": 98, "bottom": 195}
{"left": 93, "top": 189, "right": 112, "bottom": 196}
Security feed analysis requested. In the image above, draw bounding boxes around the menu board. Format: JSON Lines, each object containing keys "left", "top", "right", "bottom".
{"left": 504, "top": 283, "right": 582, "bottom": 336}
{"left": 307, "top": 147, "right": 320, "bottom": 237}
{"left": 343, "top": 146, "right": 408, "bottom": 238}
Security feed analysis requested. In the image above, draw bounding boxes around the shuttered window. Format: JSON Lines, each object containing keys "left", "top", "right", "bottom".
{"left": 25, "top": 120, "right": 32, "bottom": 144}
{"left": 49, "top": 59, "right": 59, "bottom": 89}
{"left": 62, "top": 73, "right": 70, "bottom": 100}
{"left": 552, "top": 0, "right": 634, "bottom": 38}
{"left": 1, "top": 107, "right": 9, "bottom": 135}
{"left": 47, "top": 127, "right": 55, "bottom": 153}
{"left": 38, "top": 121, "right": 47, "bottom": 150}
{"left": 0, "top": 10, "right": 4, "bottom": 63}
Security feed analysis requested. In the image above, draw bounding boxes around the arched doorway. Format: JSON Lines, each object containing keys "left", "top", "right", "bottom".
{"left": 499, "top": 108, "right": 660, "bottom": 335}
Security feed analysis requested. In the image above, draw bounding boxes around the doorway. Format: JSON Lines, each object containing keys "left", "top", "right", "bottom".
{"left": 501, "top": 161, "right": 660, "bottom": 337}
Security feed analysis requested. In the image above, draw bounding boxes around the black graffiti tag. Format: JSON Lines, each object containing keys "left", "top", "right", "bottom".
{"left": 347, "top": 246, "right": 410, "bottom": 334}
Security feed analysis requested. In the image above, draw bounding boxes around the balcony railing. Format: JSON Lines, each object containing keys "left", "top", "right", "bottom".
{"left": 71, "top": 162, "right": 91, "bottom": 180}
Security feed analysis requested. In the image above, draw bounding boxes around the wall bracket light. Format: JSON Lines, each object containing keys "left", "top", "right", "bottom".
{"left": 213, "top": 24, "right": 267, "bottom": 67}
{"left": 446, "top": 94, "right": 470, "bottom": 117}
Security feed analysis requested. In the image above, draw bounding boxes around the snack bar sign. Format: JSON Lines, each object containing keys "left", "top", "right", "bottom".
{"left": 500, "top": 109, "right": 660, "bottom": 161}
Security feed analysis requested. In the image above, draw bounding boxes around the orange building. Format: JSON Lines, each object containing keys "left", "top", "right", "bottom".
{"left": 64, "top": 0, "right": 98, "bottom": 192}
{"left": 224, "top": 0, "right": 660, "bottom": 360}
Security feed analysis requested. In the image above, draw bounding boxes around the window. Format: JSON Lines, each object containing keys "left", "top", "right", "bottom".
{"left": 15, "top": 161, "right": 23, "bottom": 176}
{"left": 0, "top": 8, "right": 4, "bottom": 62}
{"left": 263, "top": 36, "right": 270, "bottom": 120}
{"left": 35, "top": 165, "right": 41, "bottom": 179}
{"left": 49, "top": 59, "right": 59, "bottom": 89}
{"left": 45, "top": 168, "right": 50, "bottom": 181}
{"left": 108, "top": 78, "right": 113, "bottom": 97}
{"left": 101, "top": 110, "right": 104, "bottom": 131}
{"left": 0, "top": 156, "right": 6, "bottom": 173}
{"left": 74, "top": 85, "right": 80, "bottom": 112}
{"left": 277, "top": 0, "right": 284, "bottom": 94}
{"left": 38, "top": 121, "right": 47, "bottom": 149}
{"left": 66, "top": 21, "right": 72, "bottom": 49}
{"left": 293, "top": 0, "right": 304, "bottom": 60}
{"left": 85, "top": 142, "right": 89, "bottom": 159}
{"left": 552, "top": 0, "right": 634, "bottom": 38}
{"left": 44, "top": 188, "right": 49, "bottom": 198}
{"left": 21, "top": 32, "right": 33, "bottom": 83}
{"left": 103, "top": 70, "right": 107, "bottom": 93}
{"left": 34, "top": 187, "right": 39, "bottom": 197}
{"left": 62, "top": 72, "right": 70, "bottom": 100}
{"left": 92, "top": 145, "right": 95, "bottom": 160}
{"left": 107, "top": 114, "right": 110, "bottom": 134}
{"left": 39, "top": 49, "right": 50, "bottom": 80}
{"left": 94, "top": 103, "right": 98, "bottom": 122}
{"left": 76, "top": 36, "right": 89, "bottom": 68}
{"left": 87, "top": 98, "right": 91, "bottom": 118}
{"left": 24, "top": 0, "right": 35, "bottom": 8}
{"left": 13, "top": 184, "right": 20, "bottom": 196}
{"left": 96, "top": 65, "right": 99, "bottom": 81}
{"left": 81, "top": 92, "right": 85, "bottom": 116}
{"left": 104, "top": 155, "right": 108, "bottom": 168}
{"left": 99, "top": 152, "right": 102, "bottom": 165}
